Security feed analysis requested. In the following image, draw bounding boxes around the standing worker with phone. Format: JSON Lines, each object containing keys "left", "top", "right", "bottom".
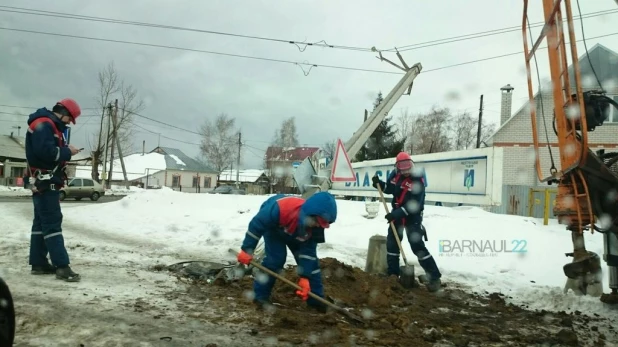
{"left": 24, "top": 98, "right": 83, "bottom": 282}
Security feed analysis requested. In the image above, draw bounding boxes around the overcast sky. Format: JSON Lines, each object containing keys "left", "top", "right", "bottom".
{"left": 1, "top": 0, "right": 617, "bottom": 169}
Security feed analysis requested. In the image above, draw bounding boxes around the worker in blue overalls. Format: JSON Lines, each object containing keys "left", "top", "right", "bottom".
{"left": 25, "top": 98, "right": 82, "bottom": 282}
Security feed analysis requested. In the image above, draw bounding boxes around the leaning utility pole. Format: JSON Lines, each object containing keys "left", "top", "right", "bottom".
{"left": 111, "top": 99, "right": 130, "bottom": 189}
{"left": 299, "top": 50, "right": 422, "bottom": 199}
{"left": 475, "top": 94, "right": 484, "bottom": 148}
{"left": 236, "top": 132, "right": 241, "bottom": 189}
{"left": 101, "top": 103, "right": 113, "bottom": 188}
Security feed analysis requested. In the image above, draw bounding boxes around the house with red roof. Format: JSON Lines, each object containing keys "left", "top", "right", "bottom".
{"left": 264, "top": 146, "right": 320, "bottom": 192}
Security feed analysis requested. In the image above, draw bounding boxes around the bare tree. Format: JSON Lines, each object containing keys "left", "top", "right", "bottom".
{"left": 272, "top": 117, "right": 299, "bottom": 147}
{"left": 90, "top": 62, "right": 143, "bottom": 182}
{"left": 91, "top": 62, "right": 120, "bottom": 181}
{"left": 410, "top": 106, "right": 453, "bottom": 154}
{"left": 107, "top": 82, "right": 145, "bottom": 183}
{"left": 451, "top": 111, "right": 478, "bottom": 150}
{"left": 321, "top": 139, "right": 336, "bottom": 159}
{"left": 396, "top": 108, "right": 414, "bottom": 140}
{"left": 396, "top": 108, "right": 418, "bottom": 152}
{"left": 199, "top": 113, "right": 239, "bottom": 176}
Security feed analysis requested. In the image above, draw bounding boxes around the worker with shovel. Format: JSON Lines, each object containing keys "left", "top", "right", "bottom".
{"left": 235, "top": 192, "right": 338, "bottom": 312}
{"left": 372, "top": 152, "right": 442, "bottom": 292}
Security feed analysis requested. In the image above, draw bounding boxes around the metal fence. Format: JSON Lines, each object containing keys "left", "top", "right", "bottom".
{"left": 489, "top": 185, "right": 557, "bottom": 224}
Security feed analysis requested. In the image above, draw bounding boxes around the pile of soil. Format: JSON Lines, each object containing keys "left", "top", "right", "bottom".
{"left": 169, "top": 258, "right": 616, "bottom": 346}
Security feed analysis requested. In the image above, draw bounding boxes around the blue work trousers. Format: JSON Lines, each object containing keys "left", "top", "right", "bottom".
{"left": 29, "top": 190, "right": 70, "bottom": 267}
{"left": 387, "top": 219, "right": 441, "bottom": 282}
{"left": 253, "top": 231, "right": 324, "bottom": 307}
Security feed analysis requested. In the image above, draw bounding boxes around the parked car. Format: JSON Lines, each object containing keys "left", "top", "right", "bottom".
{"left": 60, "top": 177, "right": 106, "bottom": 201}
{"left": 208, "top": 185, "right": 246, "bottom": 195}
{"left": 0, "top": 277, "right": 15, "bottom": 346}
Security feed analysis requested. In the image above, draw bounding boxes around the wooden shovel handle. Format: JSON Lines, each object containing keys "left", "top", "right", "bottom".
{"left": 230, "top": 250, "right": 338, "bottom": 310}
{"left": 376, "top": 184, "right": 409, "bottom": 265}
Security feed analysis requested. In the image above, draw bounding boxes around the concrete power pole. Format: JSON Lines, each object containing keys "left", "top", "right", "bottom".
{"left": 101, "top": 103, "right": 113, "bottom": 188}
{"left": 111, "top": 99, "right": 130, "bottom": 189}
{"left": 236, "top": 132, "right": 241, "bottom": 188}
{"left": 476, "top": 94, "right": 484, "bottom": 148}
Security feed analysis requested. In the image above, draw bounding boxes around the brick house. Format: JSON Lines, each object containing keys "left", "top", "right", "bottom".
{"left": 486, "top": 43, "right": 618, "bottom": 187}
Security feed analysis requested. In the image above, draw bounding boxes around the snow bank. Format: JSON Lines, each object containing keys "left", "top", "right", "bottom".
{"left": 105, "top": 185, "right": 149, "bottom": 196}
{"left": 0, "top": 185, "right": 31, "bottom": 196}
{"left": 65, "top": 190, "right": 615, "bottom": 318}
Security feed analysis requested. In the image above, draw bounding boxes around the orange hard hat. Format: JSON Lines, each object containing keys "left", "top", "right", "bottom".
{"left": 395, "top": 152, "right": 413, "bottom": 171}
{"left": 56, "top": 98, "right": 81, "bottom": 124}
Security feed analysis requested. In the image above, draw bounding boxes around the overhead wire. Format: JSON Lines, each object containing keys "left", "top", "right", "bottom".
{"left": 0, "top": 27, "right": 398, "bottom": 76}
{"left": 575, "top": 0, "right": 605, "bottom": 91}
{"left": 1, "top": 26, "right": 617, "bottom": 77}
{"left": 0, "top": 5, "right": 373, "bottom": 53}
{"left": 390, "top": 8, "right": 617, "bottom": 52}
{"left": 1, "top": 5, "right": 616, "bottom": 54}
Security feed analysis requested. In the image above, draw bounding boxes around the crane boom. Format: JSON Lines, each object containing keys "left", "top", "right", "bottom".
{"left": 522, "top": 0, "right": 618, "bottom": 305}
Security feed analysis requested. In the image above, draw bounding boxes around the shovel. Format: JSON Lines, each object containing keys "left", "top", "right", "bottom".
{"left": 230, "top": 250, "right": 366, "bottom": 325}
{"left": 376, "top": 185, "right": 416, "bottom": 289}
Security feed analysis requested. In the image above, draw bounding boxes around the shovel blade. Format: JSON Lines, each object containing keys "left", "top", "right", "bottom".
{"left": 399, "top": 265, "right": 417, "bottom": 289}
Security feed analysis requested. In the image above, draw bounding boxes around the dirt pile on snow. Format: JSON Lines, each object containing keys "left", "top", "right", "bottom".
{"left": 169, "top": 257, "right": 616, "bottom": 346}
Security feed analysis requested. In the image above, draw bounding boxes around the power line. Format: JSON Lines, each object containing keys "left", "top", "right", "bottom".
{"left": 1, "top": 5, "right": 615, "bottom": 54}
{"left": 389, "top": 8, "right": 618, "bottom": 52}
{"left": 0, "top": 103, "right": 99, "bottom": 110}
{"left": 0, "top": 27, "right": 397, "bottom": 76}
{"left": 0, "top": 6, "right": 372, "bottom": 53}
{"left": 423, "top": 31, "right": 618, "bottom": 73}
{"left": 133, "top": 123, "right": 201, "bottom": 146}
{"left": 2, "top": 26, "right": 616, "bottom": 77}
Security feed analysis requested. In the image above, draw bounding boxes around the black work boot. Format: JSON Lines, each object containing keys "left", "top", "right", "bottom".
{"left": 31, "top": 263, "right": 56, "bottom": 275}
{"left": 426, "top": 278, "right": 442, "bottom": 292}
{"left": 56, "top": 266, "right": 80, "bottom": 282}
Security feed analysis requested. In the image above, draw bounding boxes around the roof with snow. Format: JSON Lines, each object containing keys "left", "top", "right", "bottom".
{"left": 75, "top": 152, "right": 168, "bottom": 181}
{"left": 0, "top": 135, "right": 26, "bottom": 160}
{"left": 265, "top": 146, "right": 320, "bottom": 162}
{"left": 150, "top": 146, "right": 217, "bottom": 173}
{"left": 218, "top": 169, "right": 267, "bottom": 183}
{"left": 74, "top": 147, "right": 216, "bottom": 181}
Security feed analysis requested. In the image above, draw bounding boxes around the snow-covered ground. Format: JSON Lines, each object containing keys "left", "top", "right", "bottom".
{"left": 1, "top": 188, "right": 616, "bottom": 344}
{"left": 0, "top": 185, "right": 31, "bottom": 196}
{"left": 0, "top": 184, "right": 141, "bottom": 197}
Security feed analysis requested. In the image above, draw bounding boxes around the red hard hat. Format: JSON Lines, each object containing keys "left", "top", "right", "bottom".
{"left": 395, "top": 152, "right": 413, "bottom": 171}
{"left": 56, "top": 98, "right": 81, "bottom": 124}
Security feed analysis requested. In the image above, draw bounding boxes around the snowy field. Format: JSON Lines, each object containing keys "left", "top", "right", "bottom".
{"left": 1, "top": 188, "right": 616, "bottom": 345}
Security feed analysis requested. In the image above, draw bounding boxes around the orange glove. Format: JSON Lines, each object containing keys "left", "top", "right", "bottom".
{"left": 295, "top": 277, "right": 310, "bottom": 301}
{"left": 237, "top": 250, "right": 253, "bottom": 265}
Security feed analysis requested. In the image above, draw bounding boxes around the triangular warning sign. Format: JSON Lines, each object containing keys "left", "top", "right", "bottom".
{"left": 331, "top": 139, "right": 356, "bottom": 182}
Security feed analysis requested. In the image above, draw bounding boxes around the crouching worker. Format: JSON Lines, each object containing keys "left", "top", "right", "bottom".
{"left": 236, "top": 192, "right": 338, "bottom": 312}
{"left": 372, "top": 151, "right": 442, "bottom": 292}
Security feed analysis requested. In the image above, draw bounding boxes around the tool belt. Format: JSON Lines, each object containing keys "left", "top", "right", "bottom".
{"left": 27, "top": 167, "right": 66, "bottom": 194}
